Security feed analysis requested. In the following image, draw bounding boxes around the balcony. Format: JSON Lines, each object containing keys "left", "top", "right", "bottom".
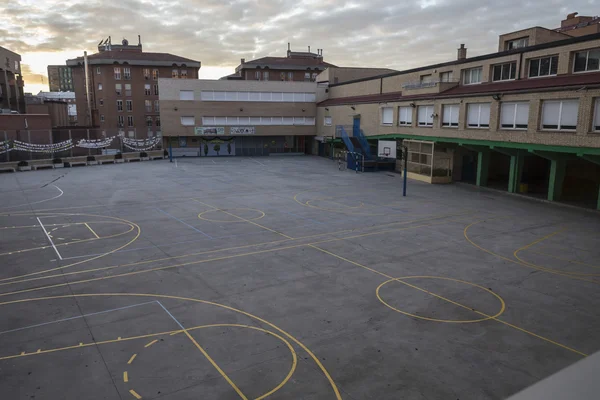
{"left": 401, "top": 80, "right": 459, "bottom": 95}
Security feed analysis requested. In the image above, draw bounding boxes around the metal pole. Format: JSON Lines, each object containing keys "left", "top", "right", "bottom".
{"left": 169, "top": 138, "right": 173, "bottom": 162}
{"left": 4, "top": 131, "right": 9, "bottom": 162}
{"left": 403, "top": 146, "right": 408, "bottom": 197}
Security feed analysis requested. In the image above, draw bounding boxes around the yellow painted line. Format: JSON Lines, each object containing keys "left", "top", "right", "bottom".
{"left": 0, "top": 204, "right": 107, "bottom": 215}
{"left": 0, "top": 293, "right": 343, "bottom": 400}
{"left": 194, "top": 199, "right": 293, "bottom": 240}
{"left": 528, "top": 250, "right": 600, "bottom": 270}
{"left": 79, "top": 342, "right": 83, "bottom": 346}
{"left": 84, "top": 223, "right": 100, "bottom": 239}
{"left": 129, "top": 389, "right": 142, "bottom": 399}
{"left": 36, "top": 349, "right": 41, "bottom": 353}
{"left": 123, "top": 371, "right": 129, "bottom": 382}
{"left": 118, "top": 337, "right": 122, "bottom": 340}
{"left": 144, "top": 339, "right": 158, "bottom": 348}
{"left": 127, "top": 354, "right": 137, "bottom": 364}
{"left": 20, "top": 351, "right": 25, "bottom": 355}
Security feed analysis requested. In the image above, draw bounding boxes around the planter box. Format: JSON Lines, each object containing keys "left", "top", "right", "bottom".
{"left": 87, "top": 161, "right": 98, "bottom": 166}
{"left": 53, "top": 163, "right": 64, "bottom": 168}
{"left": 141, "top": 157, "right": 150, "bottom": 161}
{"left": 115, "top": 159, "right": 125, "bottom": 163}
{"left": 17, "top": 166, "right": 32, "bottom": 171}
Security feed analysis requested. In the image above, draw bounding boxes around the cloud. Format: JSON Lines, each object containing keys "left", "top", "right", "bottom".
{"left": 0, "top": 0, "right": 591, "bottom": 91}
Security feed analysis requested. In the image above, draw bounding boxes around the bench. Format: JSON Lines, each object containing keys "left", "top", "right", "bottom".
{"left": 32, "top": 164, "right": 55, "bottom": 170}
{"left": 126, "top": 157, "right": 141, "bottom": 163}
{"left": 68, "top": 161, "right": 87, "bottom": 167}
{"left": 0, "top": 167, "right": 15, "bottom": 173}
{"left": 99, "top": 159, "right": 116, "bottom": 165}
{"left": 151, "top": 156, "right": 164, "bottom": 160}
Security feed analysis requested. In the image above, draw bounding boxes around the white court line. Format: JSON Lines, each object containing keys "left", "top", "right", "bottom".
{"left": 248, "top": 158, "right": 266, "bottom": 167}
{"left": 36, "top": 217, "right": 63, "bottom": 260}
{"left": 0, "top": 185, "right": 64, "bottom": 211}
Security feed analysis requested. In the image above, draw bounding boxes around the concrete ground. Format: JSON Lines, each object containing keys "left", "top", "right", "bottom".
{"left": 0, "top": 155, "right": 598, "bottom": 400}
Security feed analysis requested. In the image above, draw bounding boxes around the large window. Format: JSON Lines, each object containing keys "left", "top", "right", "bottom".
{"left": 417, "top": 105, "right": 434, "bottom": 127}
{"left": 98, "top": 83, "right": 103, "bottom": 91}
{"left": 467, "top": 103, "right": 491, "bottom": 128}
{"left": 153, "top": 84, "right": 159, "bottom": 96}
{"left": 124, "top": 67, "right": 131, "bottom": 80}
{"left": 143, "top": 68, "right": 150, "bottom": 79}
{"left": 202, "top": 116, "right": 315, "bottom": 126}
{"left": 263, "top": 71, "right": 269, "bottom": 80}
{"left": 541, "top": 100, "right": 578, "bottom": 131}
{"left": 463, "top": 67, "right": 482, "bottom": 85}
{"left": 529, "top": 56, "right": 558, "bottom": 78}
{"left": 154, "top": 100, "right": 159, "bottom": 112}
{"left": 146, "top": 116, "right": 153, "bottom": 127}
{"left": 324, "top": 116, "right": 332, "bottom": 126}
{"left": 145, "top": 100, "right": 151, "bottom": 112}
{"left": 172, "top": 69, "right": 179, "bottom": 78}
{"left": 118, "top": 115, "right": 124, "bottom": 127}
{"left": 440, "top": 71, "right": 453, "bottom": 82}
{"left": 398, "top": 106, "right": 413, "bottom": 126}
{"left": 114, "top": 67, "right": 121, "bottom": 80}
{"left": 574, "top": 48, "right": 600, "bottom": 72}
{"left": 181, "top": 116, "right": 195, "bottom": 126}
{"left": 116, "top": 100, "right": 123, "bottom": 112}
{"left": 115, "top": 84, "right": 122, "bottom": 96}
{"left": 181, "top": 70, "right": 188, "bottom": 79}
{"left": 381, "top": 107, "right": 393, "bottom": 125}
{"left": 144, "top": 84, "right": 151, "bottom": 95}
{"left": 152, "top": 69, "right": 159, "bottom": 80}
{"left": 125, "top": 84, "right": 131, "bottom": 96}
{"left": 200, "top": 91, "right": 315, "bottom": 102}
{"left": 441, "top": 104, "right": 459, "bottom": 127}
{"left": 492, "top": 62, "right": 516, "bottom": 81}
{"left": 179, "top": 90, "right": 194, "bottom": 101}
{"left": 506, "top": 37, "right": 529, "bottom": 50}
{"left": 126, "top": 100, "right": 133, "bottom": 112}
{"left": 127, "top": 115, "right": 134, "bottom": 127}
{"left": 500, "top": 102, "right": 529, "bottom": 130}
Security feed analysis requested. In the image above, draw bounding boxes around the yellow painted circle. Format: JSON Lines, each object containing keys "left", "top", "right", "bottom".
{"left": 376, "top": 276, "right": 506, "bottom": 323}
{"left": 198, "top": 208, "right": 266, "bottom": 223}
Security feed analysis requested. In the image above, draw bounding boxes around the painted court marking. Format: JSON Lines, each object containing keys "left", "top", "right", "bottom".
{"left": 155, "top": 207, "right": 213, "bottom": 238}
{"left": 36, "top": 217, "right": 62, "bottom": 260}
{"left": 0, "top": 185, "right": 64, "bottom": 211}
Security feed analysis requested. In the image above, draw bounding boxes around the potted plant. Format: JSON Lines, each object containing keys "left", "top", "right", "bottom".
{"left": 203, "top": 143, "right": 208, "bottom": 156}
{"left": 52, "top": 158, "right": 64, "bottom": 169}
{"left": 17, "top": 160, "right": 31, "bottom": 171}
{"left": 140, "top": 151, "right": 149, "bottom": 161}
{"left": 87, "top": 155, "right": 98, "bottom": 166}
{"left": 115, "top": 153, "right": 124, "bottom": 163}
{"left": 227, "top": 142, "right": 232, "bottom": 155}
{"left": 213, "top": 143, "right": 220, "bottom": 156}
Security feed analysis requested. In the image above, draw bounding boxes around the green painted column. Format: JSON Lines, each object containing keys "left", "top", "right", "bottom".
{"left": 508, "top": 155, "right": 524, "bottom": 193}
{"left": 476, "top": 151, "right": 490, "bottom": 187}
{"left": 548, "top": 159, "right": 566, "bottom": 202}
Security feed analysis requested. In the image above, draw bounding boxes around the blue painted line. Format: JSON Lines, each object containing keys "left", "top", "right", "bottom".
{"left": 155, "top": 207, "right": 213, "bottom": 238}
{"left": 156, "top": 301, "right": 186, "bottom": 330}
{"left": 0, "top": 301, "right": 158, "bottom": 335}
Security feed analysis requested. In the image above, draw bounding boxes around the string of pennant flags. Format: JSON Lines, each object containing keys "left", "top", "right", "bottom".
{"left": 0, "top": 135, "right": 160, "bottom": 154}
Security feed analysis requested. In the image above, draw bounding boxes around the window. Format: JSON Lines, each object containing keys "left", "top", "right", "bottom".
{"left": 541, "top": 100, "right": 578, "bottom": 130}
{"left": 381, "top": 107, "right": 393, "bottom": 125}
{"left": 100, "top": 114, "right": 105, "bottom": 122}
{"left": 96, "top": 67, "right": 101, "bottom": 75}
{"left": 125, "top": 84, "right": 131, "bottom": 96}
{"left": 467, "top": 103, "right": 491, "bottom": 128}
{"left": 145, "top": 100, "right": 152, "bottom": 112}
{"left": 152, "top": 69, "right": 159, "bottom": 80}
{"left": 324, "top": 116, "right": 332, "bottom": 126}
{"left": 124, "top": 67, "right": 131, "bottom": 80}
{"left": 312, "top": 73, "right": 318, "bottom": 81}
{"left": 115, "top": 84, "right": 122, "bottom": 96}
{"left": 417, "top": 105, "right": 434, "bottom": 127}
{"left": 442, "top": 104, "right": 459, "bottom": 127}
{"left": 500, "top": 102, "right": 529, "bottom": 129}
{"left": 574, "top": 48, "right": 600, "bottom": 73}
{"left": 506, "top": 37, "right": 529, "bottom": 50}
{"left": 263, "top": 71, "right": 269, "bottom": 80}
{"left": 153, "top": 84, "right": 159, "bottom": 95}
{"left": 98, "top": 83, "right": 103, "bottom": 91}
{"left": 116, "top": 100, "right": 123, "bottom": 112}
{"left": 143, "top": 68, "right": 150, "bottom": 79}
{"left": 144, "top": 84, "right": 151, "bottom": 95}
{"left": 529, "top": 56, "right": 558, "bottom": 78}
{"left": 118, "top": 115, "right": 124, "bottom": 126}
{"left": 463, "top": 67, "right": 482, "bottom": 85}
{"left": 287, "top": 72, "right": 293, "bottom": 81}
{"left": 99, "top": 98, "right": 104, "bottom": 106}
{"left": 179, "top": 90, "right": 194, "bottom": 101}
{"left": 181, "top": 70, "right": 187, "bottom": 79}
{"left": 255, "top": 71, "right": 261, "bottom": 80}
{"left": 398, "top": 106, "right": 413, "bottom": 126}
{"left": 155, "top": 116, "right": 161, "bottom": 127}
{"left": 181, "top": 116, "right": 195, "bottom": 126}
{"left": 114, "top": 67, "right": 121, "bottom": 80}
{"left": 492, "top": 62, "right": 516, "bottom": 81}
{"left": 304, "top": 72, "right": 311, "bottom": 81}
{"left": 126, "top": 100, "right": 133, "bottom": 112}
{"left": 154, "top": 100, "right": 159, "bottom": 112}
{"left": 440, "top": 71, "right": 453, "bottom": 82}
{"left": 420, "top": 74, "right": 432, "bottom": 83}
{"left": 172, "top": 69, "right": 179, "bottom": 78}
{"left": 127, "top": 115, "right": 134, "bottom": 127}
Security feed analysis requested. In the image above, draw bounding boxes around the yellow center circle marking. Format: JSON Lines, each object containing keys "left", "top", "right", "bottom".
{"left": 306, "top": 197, "right": 365, "bottom": 211}
{"left": 376, "top": 276, "right": 506, "bottom": 323}
{"left": 198, "top": 208, "right": 265, "bottom": 223}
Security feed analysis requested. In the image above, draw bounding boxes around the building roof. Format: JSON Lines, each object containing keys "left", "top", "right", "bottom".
{"left": 318, "top": 72, "right": 600, "bottom": 106}
{"left": 242, "top": 56, "right": 336, "bottom": 69}
{"left": 66, "top": 51, "right": 200, "bottom": 67}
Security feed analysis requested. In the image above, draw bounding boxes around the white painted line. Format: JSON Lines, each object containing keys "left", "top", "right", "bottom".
{"left": 36, "top": 217, "right": 62, "bottom": 260}
{"left": 212, "top": 160, "right": 216, "bottom": 164}
{"left": 249, "top": 158, "right": 266, "bottom": 167}
{"left": 0, "top": 185, "right": 64, "bottom": 211}
{"left": 157, "top": 301, "right": 186, "bottom": 331}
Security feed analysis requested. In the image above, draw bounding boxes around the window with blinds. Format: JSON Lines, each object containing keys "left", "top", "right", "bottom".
{"left": 417, "top": 105, "right": 434, "bottom": 127}
{"left": 398, "top": 106, "right": 413, "bottom": 126}
{"left": 180, "top": 116, "right": 195, "bottom": 126}
{"left": 179, "top": 90, "right": 194, "bottom": 101}
{"left": 199, "top": 91, "right": 316, "bottom": 102}
{"left": 442, "top": 104, "right": 459, "bottom": 127}
{"left": 324, "top": 116, "right": 332, "bottom": 126}
{"left": 201, "top": 117, "right": 315, "bottom": 126}
{"left": 541, "top": 100, "right": 578, "bottom": 130}
{"left": 500, "top": 102, "right": 529, "bottom": 129}
{"left": 467, "top": 103, "right": 491, "bottom": 128}
{"left": 594, "top": 99, "right": 600, "bottom": 131}
{"left": 381, "top": 107, "right": 393, "bottom": 125}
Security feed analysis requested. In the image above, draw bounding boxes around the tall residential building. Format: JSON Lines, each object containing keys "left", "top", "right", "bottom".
{"left": 66, "top": 36, "right": 200, "bottom": 138}
{"left": 47, "top": 65, "right": 74, "bottom": 92}
{"left": 221, "top": 44, "right": 335, "bottom": 82}
{"left": 0, "top": 45, "right": 26, "bottom": 114}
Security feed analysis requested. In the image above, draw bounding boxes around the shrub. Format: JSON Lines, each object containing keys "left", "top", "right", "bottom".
{"left": 86, "top": 156, "right": 96, "bottom": 162}
{"left": 163, "top": 149, "right": 168, "bottom": 157}
{"left": 140, "top": 152, "right": 148, "bottom": 158}
{"left": 115, "top": 153, "right": 123, "bottom": 159}
{"left": 17, "top": 160, "right": 29, "bottom": 167}
{"left": 213, "top": 143, "right": 220, "bottom": 156}
{"left": 52, "top": 158, "right": 62, "bottom": 164}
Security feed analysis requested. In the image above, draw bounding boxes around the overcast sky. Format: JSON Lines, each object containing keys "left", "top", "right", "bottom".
{"left": 1, "top": 0, "right": 597, "bottom": 93}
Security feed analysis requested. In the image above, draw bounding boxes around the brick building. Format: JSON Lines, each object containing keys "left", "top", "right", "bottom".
{"left": 316, "top": 13, "right": 600, "bottom": 210}
{"left": 222, "top": 44, "right": 335, "bottom": 82}
{"left": 66, "top": 36, "right": 200, "bottom": 138}
{"left": 47, "top": 65, "right": 74, "bottom": 92}
{"left": 0, "top": 45, "right": 26, "bottom": 114}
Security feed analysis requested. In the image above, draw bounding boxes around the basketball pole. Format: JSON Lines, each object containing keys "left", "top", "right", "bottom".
{"left": 403, "top": 146, "right": 408, "bottom": 197}
{"left": 169, "top": 138, "right": 173, "bottom": 163}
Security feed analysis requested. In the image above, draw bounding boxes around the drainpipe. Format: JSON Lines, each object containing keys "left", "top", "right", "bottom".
{"left": 84, "top": 51, "right": 92, "bottom": 126}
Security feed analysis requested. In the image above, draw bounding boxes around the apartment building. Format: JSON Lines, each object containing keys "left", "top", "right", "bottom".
{"left": 0, "top": 45, "right": 26, "bottom": 114}
{"left": 66, "top": 36, "right": 200, "bottom": 138}
{"left": 47, "top": 65, "right": 74, "bottom": 92}
{"left": 222, "top": 44, "right": 335, "bottom": 82}
{"left": 317, "top": 13, "right": 600, "bottom": 209}
{"left": 158, "top": 79, "right": 316, "bottom": 156}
